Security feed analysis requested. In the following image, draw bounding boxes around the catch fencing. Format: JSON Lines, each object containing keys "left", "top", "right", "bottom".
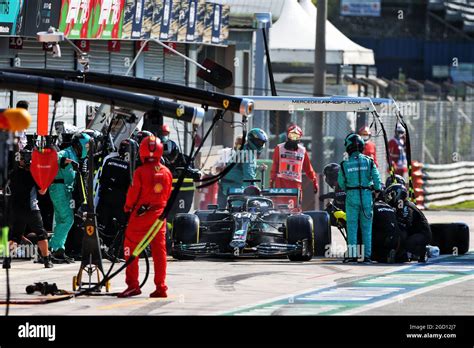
{"left": 420, "top": 161, "right": 474, "bottom": 208}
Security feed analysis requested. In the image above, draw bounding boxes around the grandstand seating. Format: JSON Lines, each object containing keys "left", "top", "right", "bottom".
{"left": 428, "top": 0, "right": 474, "bottom": 33}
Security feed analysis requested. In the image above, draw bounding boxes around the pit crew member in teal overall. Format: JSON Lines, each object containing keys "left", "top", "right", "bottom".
{"left": 218, "top": 128, "right": 268, "bottom": 206}
{"left": 338, "top": 133, "right": 381, "bottom": 262}
{"left": 49, "top": 132, "right": 91, "bottom": 262}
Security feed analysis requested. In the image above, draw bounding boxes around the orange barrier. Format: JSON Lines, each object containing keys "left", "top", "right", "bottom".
{"left": 412, "top": 161, "right": 424, "bottom": 208}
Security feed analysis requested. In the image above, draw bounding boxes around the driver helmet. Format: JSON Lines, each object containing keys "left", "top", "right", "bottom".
{"left": 243, "top": 185, "right": 262, "bottom": 196}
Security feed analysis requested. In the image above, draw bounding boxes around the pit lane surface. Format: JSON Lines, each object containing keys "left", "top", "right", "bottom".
{"left": 0, "top": 210, "right": 472, "bottom": 316}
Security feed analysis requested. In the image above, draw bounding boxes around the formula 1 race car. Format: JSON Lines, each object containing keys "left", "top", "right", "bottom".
{"left": 171, "top": 187, "right": 331, "bottom": 261}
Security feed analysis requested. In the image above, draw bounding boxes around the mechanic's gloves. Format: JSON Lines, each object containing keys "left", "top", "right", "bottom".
{"left": 374, "top": 190, "right": 381, "bottom": 200}
{"left": 69, "top": 160, "right": 80, "bottom": 171}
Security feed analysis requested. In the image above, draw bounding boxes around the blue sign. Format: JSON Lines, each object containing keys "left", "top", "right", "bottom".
{"left": 131, "top": 0, "right": 145, "bottom": 39}
{"left": 210, "top": 2, "right": 221, "bottom": 44}
{"left": 341, "top": 0, "right": 381, "bottom": 17}
{"left": 186, "top": 0, "right": 197, "bottom": 41}
{"left": 159, "top": 0, "right": 172, "bottom": 40}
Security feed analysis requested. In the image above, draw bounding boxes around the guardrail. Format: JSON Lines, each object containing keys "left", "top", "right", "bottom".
{"left": 421, "top": 161, "right": 474, "bottom": 208}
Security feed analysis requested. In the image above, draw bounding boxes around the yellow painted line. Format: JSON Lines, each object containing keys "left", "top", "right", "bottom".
{"left": 97, "top": 296, "right": 176, "bottom": 310}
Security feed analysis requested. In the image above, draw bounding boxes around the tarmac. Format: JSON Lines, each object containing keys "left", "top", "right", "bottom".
{"left": 0, "top": 210, "right": 472, "bottom": 316}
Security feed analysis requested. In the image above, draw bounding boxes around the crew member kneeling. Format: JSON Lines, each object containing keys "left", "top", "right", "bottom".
{"left": 385, "top": 183, "right": 431, "bottom": 263}
{"left": 118, "top": 136, "right": 173, "bottom": 298}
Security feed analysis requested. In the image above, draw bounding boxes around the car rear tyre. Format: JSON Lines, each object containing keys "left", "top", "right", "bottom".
{"left": 172, "top": 213, "right": 199, "bottom": 260}
{"left": 304, "top": 211, "right": 331, "bottom": 256}
{"left": 287, "top": 214, "right": 314, "bottom": 261}
{"left": 430, "top": 223, "right": 469, "bottom": 255}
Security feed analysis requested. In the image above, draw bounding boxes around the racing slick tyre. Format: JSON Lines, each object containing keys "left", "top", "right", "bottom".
{"left": 430, "top": 223, "right": 469, "bottom": 255}
{"left": 172, "top": 213, "right": 199, "bottom": 260}
{"left": 304, "top": 211, "right": 331, "bottom": 256}
{"left": 287, "top": 214, "right": 314, "bottom": 262}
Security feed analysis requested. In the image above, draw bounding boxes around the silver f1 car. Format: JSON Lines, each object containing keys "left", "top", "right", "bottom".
{"left": 171, "top": 187, "right": 331, "bottom": 261}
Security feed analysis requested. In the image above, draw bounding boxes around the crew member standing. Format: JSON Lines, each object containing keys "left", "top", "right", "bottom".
{"left": 338, "top": 133, "right": 381, "bottom": 263}
{"left": 217, "top": 136, "right": 243, "bottom": 207}
{"left": 8, "top": 150, "right": 53, "bottom": 268}
{"left": 118, "top": 136, "right": 173, "bottom": 298}
{"left": 358, "top": 126, "right": 378, "bottom": 166}
{"left": 49, "top": 132, "right": 90, "bottom": 262}
{"left": 96, "top": 138, "right": 137, "bottom": 258}
{"left": 388, "top": 124, "right": 407, "bottom": 176}
{"left": 270, "top": 125, "right": 319, "bottom": 203}
{"left": 219, "top": 128, "right": 268, "bottom": 204}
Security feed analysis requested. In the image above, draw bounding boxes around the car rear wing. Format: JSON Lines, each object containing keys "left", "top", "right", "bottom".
{"left": 262, "top": 188, "right": 299, "bottom": 197}
{"left": 227, "top": 187, "right": 299, "bottom": 197}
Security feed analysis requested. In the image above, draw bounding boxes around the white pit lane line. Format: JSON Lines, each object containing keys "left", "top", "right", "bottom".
{"left": 339, "top": 274, "right": 474, "bottom": 315}
{"left": 218, "top": 261, "right": 418, "bottom": 316}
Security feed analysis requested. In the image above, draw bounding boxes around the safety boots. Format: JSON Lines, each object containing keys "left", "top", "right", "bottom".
{"left": 43, "top": 254, "right": 54, "bottom": 268}
{"left": 51, "top": 248, "right": 75, "bottom": 264}
{"left": 117, "top": 287, "right": 142, "bottom": 298}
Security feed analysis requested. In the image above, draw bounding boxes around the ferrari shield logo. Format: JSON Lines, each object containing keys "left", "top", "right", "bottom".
{"left": 176, "top": 105, "right": 185, "bottom": 118}
{"left": 86, "top": 226, "right": 95, "bottom": 236}
{"left": 223, "top": 99, "right": 229, "bottom": 109}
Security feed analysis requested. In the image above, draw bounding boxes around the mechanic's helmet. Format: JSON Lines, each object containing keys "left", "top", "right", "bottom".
{"left": 160, "top": 124, "right": 171, "bottom": 142}
{"left": 164, "top": 140, "right": 180, "bottom": 163}
{"left": 358, "top": 126, "right": 371, "bottom": 142}
{"left": 82, "top": 129, "right": 103, "bottom": 151}
{"left": 247, "top": 128, "right": 268, "bottom": 153}
{"left": 344, "top": 133, "right": 365, "bottom": 155}
{"left": 243, "top": 185, "right": 262, "bottom": 196}
{"left": 132, "top": 130, "right": 154, "bottom": 146}
{"left": 323, "top": 163, "right": 340, "bottom": 188}
{"left": 384, "top": 183, "right": 408, "bottom": 207}
{"left": 139, "top": 135, "right": 163, "bottom": 163}
{"left": 287, "top": 124, "right": 303, "bottom": 142}
{"left": 119, "top": 138, "right": 139, "bottom": 161}
{"left": 385, "top": 174, "right": 406, "bottom": 188}
{"left": 395, "top": 124, "right": 406, "bottom": 137}
{"left": 71, "top": 132, "right": 91, "bottom": 159}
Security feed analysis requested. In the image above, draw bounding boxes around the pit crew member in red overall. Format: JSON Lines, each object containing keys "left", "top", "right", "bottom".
{"left": 388, "top": 124, "right": 407, "bottom": 177}
{"left": 270, "top": 125, "right": 319, "bottom": 204}
{"left": 118, "top": 136, "right": 173, "bottom": 298}
{"left": 358, "top": 126, "right": 378, "bottom": 167}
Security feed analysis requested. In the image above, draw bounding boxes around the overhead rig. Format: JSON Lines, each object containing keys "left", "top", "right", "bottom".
{"left": 0, "top": 68, "right": 254, "bottom": 117}
{"left": 0, "top": 71, "right": 206, "bottom": 127}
